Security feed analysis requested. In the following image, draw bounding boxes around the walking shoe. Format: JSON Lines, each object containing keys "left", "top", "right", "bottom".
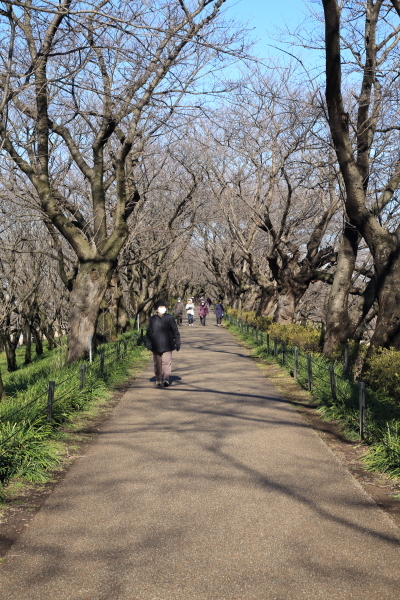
{"left": 163, "top": 380, "right": 170, "bottom": 387}
{"left": 156, "top": 380, "right": 162, "bottom": 387}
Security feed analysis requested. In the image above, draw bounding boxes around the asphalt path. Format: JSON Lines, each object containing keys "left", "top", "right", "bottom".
{"left": 1, "top": 318, "right": 399, "bottom": 599}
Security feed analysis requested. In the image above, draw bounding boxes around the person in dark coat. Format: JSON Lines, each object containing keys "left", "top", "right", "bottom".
{"left": 174, "top": 298, "right": 184, "bottom": 326}
{"left": 146, "top": 300, "right": 181, "bottom": 387}
{"left": 198, "top": 300, "right": 209, "bottom": 326}
{"left": 214, "top": 301, "right": 224, "bottom": 326}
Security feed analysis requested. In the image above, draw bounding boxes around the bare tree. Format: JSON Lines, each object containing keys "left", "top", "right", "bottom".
{"left": 321, "top": 0, "right": 400, "bottom": 350}
{"left": 0, "top": 0, "right": 245, "bottom": 362}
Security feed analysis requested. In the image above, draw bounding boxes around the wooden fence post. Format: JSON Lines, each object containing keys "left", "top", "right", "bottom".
{"left": 80, "top": 364, "right": 86, "bottom": 390}
{"left": 47, "top": 380, "right": 55, "bottom": 422}
{"left": 307, "top": 355, "right": 312, "bottom": 391}
{"left": 359, "top": 381, "right": 366, "bottom": 440}
{"left": 329, "top": 364, "right": 337, "bottom": 401}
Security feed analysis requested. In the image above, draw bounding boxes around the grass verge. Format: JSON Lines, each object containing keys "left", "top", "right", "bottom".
{"left": 0, "top": 334, "right": 150, "bottom": 496}
{"left": 225, "top": 319, "right": 400, "bottom": 483}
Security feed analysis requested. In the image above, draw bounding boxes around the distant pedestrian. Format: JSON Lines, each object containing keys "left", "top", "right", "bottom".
{"left": 186, "top": 298, "right": 195, "bottom": 326}
{"left": 214, "top": 301, "right": 224, "bottom": 326}
{"left": 198, "top": 300, "right": 209, "bottom": 326}
{"left": 206, "top": 298, "right": 212, "bottom": 308}
{"left": 146, "top": 300, "right": 180, "bottom": 388}
{"left": 174, "top": 297, "right": 184, "bottom": 326}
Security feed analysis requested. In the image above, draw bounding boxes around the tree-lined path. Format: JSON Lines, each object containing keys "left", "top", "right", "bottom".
{"left": 1, "top": 324, "right": 399, "bottom": 599}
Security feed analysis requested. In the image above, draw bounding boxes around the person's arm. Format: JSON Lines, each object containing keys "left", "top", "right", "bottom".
{"left": 145, "top": 320, "right": 153, "bottom": 351}
{"left": 171, "top": 317, "right": 181, "bottom": 350}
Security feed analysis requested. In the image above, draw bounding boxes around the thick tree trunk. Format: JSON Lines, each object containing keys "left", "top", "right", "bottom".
{"left": 32, "top": 327, "right": 43, "bottom": 356}
{"left": 324, "top": 223, "right": 358, "bottom": 354}
{"left": 24, "top": 324, "right": 32, "bottom": 365}
{"left": 44, "top": 324, "right": 56, "bottom": 350}
{"left": 274, "top": 288, "right": 298, "bottom": 323}
{"left": 2, "top": 336, "right": 17, "bottom": 372}
{"left": 369, "top": 247, "right": 400, "bottom": 348}
{"left": 66, "top": 260, "right": 115, "bottom": 363}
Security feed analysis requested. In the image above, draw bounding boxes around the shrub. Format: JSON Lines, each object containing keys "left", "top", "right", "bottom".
{"left": 268, "top": 323, "right": 321, "bottom": 352}
{"left": 227, "top": 309, "right": 272, "bottom": 331}
{"left": 363, "top": 347, "right": 400, "bottom": 404}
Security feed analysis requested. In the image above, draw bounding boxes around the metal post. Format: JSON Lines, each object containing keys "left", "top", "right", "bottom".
{"left": 329, "top": 364, "right": 337, "bottom": 401}
{"left": 282, "top": 341, "right": 286, "bottom": 365}
{"left": 137, "top": 314, "right": 140, "bottom": 331}
{"left": 274, "top": 338, "right": 278, "bottom": 357}
{"left": 359, "top": 381, "right": 366, "bottom": 440}
{"left": 88, "top": 334, "right": 93, "bottom": 364}
{"left": 344, "top": 344, "right": 349, "bottom": 377}
{"left": 266, "top": 334, "right": 270, "bottom": 353}
{"left": 307, "top": 355, "right": 313, "bottom": 391}
{"left": 47, "top": 380, "right": 55, "bottom": 422}
{"left": 116, "top": 343, "right": 120, "bottom": 358}
{"left": 294, "top": 347, "right": 298, "bottom": 379}
{"left": 100, "top": 353, "right": 105, "bottom": 377}
{"left": 80, "top": 363, "right": 86, "bottom": 390}
{"left": 123, "top": 339, "right": 128, "bottom": 353}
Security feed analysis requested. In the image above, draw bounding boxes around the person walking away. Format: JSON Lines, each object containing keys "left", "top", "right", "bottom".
{"left": 198, "top": 300, "right": 209, "bottom": 326}
{"left": 206, "top": 298, "right": 212, "bottom": 308}
{"left": 174, "top": 298, "right": 184, "bottom": 326}
{"left": 186, "top": 298, "right": 195, "bottom": 326}
{"left": 214, "top": 301, "right": 224, "bottom": 326}
{"left": 146, "top": 300, "right": 180, "bottom": 387}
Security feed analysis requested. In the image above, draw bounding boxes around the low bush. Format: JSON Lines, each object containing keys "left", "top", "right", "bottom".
{"left": 227, "top": 309, "right": 273, "bottom": 331}
{"left": 268, "top": 323, "right": 321, "bottom": 352}
{"left": 363, "top": 347, "right": 400, "bottom": 405}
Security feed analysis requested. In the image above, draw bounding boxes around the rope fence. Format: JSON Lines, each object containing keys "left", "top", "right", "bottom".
{"left": 0, "top": 331, "right": 144, "bottom": 454}
{"left": 226, "top": 314, "right": 400, "bottom": 444}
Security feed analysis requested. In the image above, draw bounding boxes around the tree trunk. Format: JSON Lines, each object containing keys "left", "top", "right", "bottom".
{"left": 2, "top": 336, "right": 17, "bottom": 372}
{"left": 324, "top": 223, "right": 359, "bottom": 354}
{"left": 24, "top": 324, "right": 32, "bottom": 365}
{"left": 369, "top": 246, "right": 400, "bottom": 348}
{"left": 274, "top": 287, "right": 298, "bottom": 323}
{"left": 32, "top": 327, "right": 43, "bottom": 356}
{"left": 0, "top": 367, "right": 4, "bottom": 400}
{"left": 66, "top": 260, "right": 115, "bottom": 364}
{"left": 44, "top": 324, "right": 57, "bottom": 350}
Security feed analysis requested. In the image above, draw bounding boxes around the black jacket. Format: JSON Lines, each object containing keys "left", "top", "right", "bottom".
{"left": 146, "top": 314, "right": 181, "bottom": 353}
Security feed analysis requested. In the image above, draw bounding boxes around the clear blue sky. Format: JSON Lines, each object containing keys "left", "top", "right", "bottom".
{"left": 222, "top": 0, "right": 322, "bottom": 74}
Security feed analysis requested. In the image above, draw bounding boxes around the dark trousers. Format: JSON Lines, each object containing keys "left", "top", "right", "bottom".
{"left": 200, "top": 316, "right": 206, "bottom": 325}
{"left": 175, "top": 315, "right": 182, "bottom": 325}
{"left": 216, "top": 317, "right": 222, "bottom": 325}
{"left": 188, "top": 313, "right": 194, "bottom": 324}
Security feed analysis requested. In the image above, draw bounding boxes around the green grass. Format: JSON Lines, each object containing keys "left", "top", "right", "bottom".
{"left": 226, "top": 318, "right": 400, "bottom": 480}
{"left": 0, "top": 333, "right": 149, "bottom": 493}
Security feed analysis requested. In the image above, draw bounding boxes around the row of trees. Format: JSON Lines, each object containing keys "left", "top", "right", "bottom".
{"left": 1, "top": 0, "right": 400, "bottom": 367}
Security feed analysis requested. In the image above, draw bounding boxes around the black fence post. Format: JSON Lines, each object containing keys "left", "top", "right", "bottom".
{"left": 282, "top": 341, "right": 286, "bottom": 366}
{"left": 274, "top": 338, "right": 278, "bottom": 357}
{"left": 329, "top": 364, "right": 337, "bottom": 401}
{"left": 266, "top": 334, "right": 270, "bottom": 354}
{"left": 123, "top": 339, "right": 128, "bottom": 353}
{"left": 47, "top": 380, "right": 55, "bottom": 422}
{"left": 293, "top": 347, "right": 298, "bottom": 378}
{"left": 116, "top": 343, "right": 120, "bottom": 359}
{"left": 344, "top": 344, "right": 349, "bottom": 377}
{"left": 307, "top": 355, "right": 313, "bottom": 391}
{"left": 100, "top": 353, "right": 105, "bottom": 377}
{"left": 80, "top": 363, "right": 86, "bottom": 390}
{"left": 359, "top": 381, "right": 366, "bottom": 440}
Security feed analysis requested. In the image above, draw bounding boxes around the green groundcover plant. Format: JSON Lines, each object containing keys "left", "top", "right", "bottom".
{"left": 0, "top": 334, "right": 148, "bottom": 491}
{"left": 225, "top": 314, "right": 400, "bottom": 480}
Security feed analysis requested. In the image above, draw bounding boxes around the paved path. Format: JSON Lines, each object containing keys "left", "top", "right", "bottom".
{"left": 1, "top": 321, "right": 400, "bottom": 599}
